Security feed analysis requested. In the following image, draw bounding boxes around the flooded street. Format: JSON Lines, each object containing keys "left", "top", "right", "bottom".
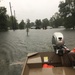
{"left": 0, "top": 28, "right": 75, "bottom": 75}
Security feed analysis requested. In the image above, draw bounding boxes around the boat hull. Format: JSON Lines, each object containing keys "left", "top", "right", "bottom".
{"left": 21, "top": 52, "right": 75, "bottom": 75}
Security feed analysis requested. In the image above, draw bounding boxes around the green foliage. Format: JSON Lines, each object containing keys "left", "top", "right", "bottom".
{"left": 49, "top": 1, "right": 75, "bottom": 29}
{"left": 0, "top": 7, "right": 8, "bottom": 31}
{"left": 50, "top": 17, "right": 55, "bottom": 27}
{"left": 35, "top": 19, "right": 41, "bottom": 29}
{"left": 54, "top": 18, "right": 63, "bottom": 28}
{"left": 30, "top": 22, "right": 34, "bottom": 27}
{"left": 50, "top": 12, "right": 63, "bottom": 28}
{"left": 59, "top": 2, "right": 70, "bottom": 18}
{"left": 8, "top": 16, "right": 18, "bottom": 30}
{"left": 13, "top": 16, "right": 18, "bottom": 29}
{"left": 59, "top": 1, "right": 75, "bottom": 29}
{"left": 19, "top": 20, "right": 25, "bottom": 29}
{"left": 0, "top": 7, "right": 18, "bottom": 31}
{"left": 42, "top": 18, "right": 49, "bottom": 29}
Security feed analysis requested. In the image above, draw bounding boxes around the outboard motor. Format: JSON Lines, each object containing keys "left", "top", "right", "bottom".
{"left": 52, "top": 32, "right": 69, "bottom": 56}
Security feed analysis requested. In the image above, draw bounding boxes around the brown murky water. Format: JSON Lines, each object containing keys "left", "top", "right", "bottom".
{"left": 0, "top": 28, "right": 75, "bottom": 75}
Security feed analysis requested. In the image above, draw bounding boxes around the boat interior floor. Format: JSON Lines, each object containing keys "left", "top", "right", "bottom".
{"left": 22, "top": 52, "right": 75, "bottom": 75}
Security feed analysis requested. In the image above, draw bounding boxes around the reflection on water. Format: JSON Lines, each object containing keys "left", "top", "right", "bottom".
{"left": 0, "top": 28, "right": 75, "bottom": 75}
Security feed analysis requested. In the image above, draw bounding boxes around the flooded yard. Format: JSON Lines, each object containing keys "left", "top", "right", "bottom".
{"left": 0, "top": 28, "right": 75, "bottom": 75}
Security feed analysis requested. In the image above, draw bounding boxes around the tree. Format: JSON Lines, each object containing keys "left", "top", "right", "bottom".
{"left": 8, "top": 16, "right": 18, "bottom": 30}
{"left": 35, "top": 19, "right": 41, "bottom": 29}
{"left": 50, "top": 16, "right": 55, "bottom": 28}
{"left": 49, "top": 12, "right": 63, "bottom": 28}
{"left": 19, "top": 20, "right": 25, "bottom": 29}
{"left": 6, "top": 15, "right": 10, "bottom": 29}
{"left": 59, "top": 2, "right": 70, "bottom": 18}
{"left": 30, "top": 22, "right": 35, "bottom": 27}
{"left": 13, "top": 16, "right": 18, "bottom": 29}
{"left": 42, "top": 18, "right": 49, "bottom": 29}
{"left": 54, "top": 13, "right": 63, "bottom": 27}
{"left": 59, "top": 1, "right": 75, "bottom": 29}
{"left": 0, "top": 7, "right": 8, "bottom": 31}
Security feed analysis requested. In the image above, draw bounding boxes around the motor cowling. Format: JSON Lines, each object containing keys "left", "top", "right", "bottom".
{"left": 52, "top": 32, "right": 64, "bottom": 47}
{"left": 52, "top": 32, "right": 65, "bottom": 56}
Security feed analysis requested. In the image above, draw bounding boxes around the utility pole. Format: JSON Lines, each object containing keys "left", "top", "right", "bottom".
{"left": 9, "top": 2, "right": 13, "bottom": 17}
{"left": 9, "top": 2, "right": 15, "bottom": 30}
{"left": 14, "top": 10, "right": 16, "bottom": 29}
{"left": 26, "top": 19, "right": 30, "bottom": 36}
{"left": 14, "top": 10, "right": 16, "bottom": 18}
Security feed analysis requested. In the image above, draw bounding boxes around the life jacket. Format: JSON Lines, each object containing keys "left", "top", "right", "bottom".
{"left": 71, "top": 48, "right": 75, "bottom": 53}
{"left": 43, "top": 64, "right": 54, "bottom": 68}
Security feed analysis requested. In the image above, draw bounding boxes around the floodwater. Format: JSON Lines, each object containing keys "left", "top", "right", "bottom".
{"left": 0, "top": 28, "right": 75, "bottom": 75}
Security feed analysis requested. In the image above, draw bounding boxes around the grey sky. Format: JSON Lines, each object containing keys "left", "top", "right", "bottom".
{"left": 0, "top": 0, "right": 65, "bottom": 22}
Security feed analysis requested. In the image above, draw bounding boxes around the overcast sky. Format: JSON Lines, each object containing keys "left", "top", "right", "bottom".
{"left": 0, "top": 0, "right": 65, "bottom": 22}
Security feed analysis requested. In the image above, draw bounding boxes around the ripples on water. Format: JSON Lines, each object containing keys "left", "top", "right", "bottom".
{"left": 0, "top": 28, "right": 75, "bottom": 75}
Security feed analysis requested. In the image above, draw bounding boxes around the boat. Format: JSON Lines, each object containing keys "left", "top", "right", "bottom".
{"left": 21, "top": 32, "right": 75, "bottom": 75}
